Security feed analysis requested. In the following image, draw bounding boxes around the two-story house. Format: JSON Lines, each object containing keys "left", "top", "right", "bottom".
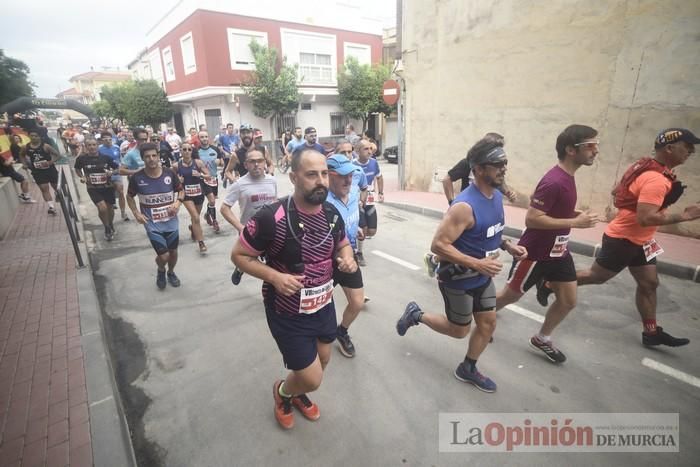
{"left": 130, "top": 1, "right": 383, "bottom": 140}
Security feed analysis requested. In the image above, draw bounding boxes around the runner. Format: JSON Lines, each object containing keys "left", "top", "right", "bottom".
{"left": 75, "top": 137, "right": 120, "bottom": 240}
{"left": 574, "top": 128, "right": 700, "bottom": 347}
{"left": 21, "top": 129, "right": 61, "bottom": 215}
{"left": 99, "top": 132, "right": 129, "bottom": 222}
{"left": 166, "top": 128, "right": 182, "bottom": 161}
{"left": 219, "top": 123, "right": 240, "bottom": 188}
{"left": 353, "top": 139, "right": 384, "bottom": 265}
{"left": 119, "top": 128, "right": 148, "bottom": 176}
{"left": 126, "top": 142, "right": 184, "bottom": 290}
{"left": 231, "top": 148, "right": 355, "bottom": 429}
{"left": 495, "top": 124, "right": 601, "bottom": 363}
{"left": 396, "top": 143, "right": 526, "bottom": 393}
{"left": 325, "top": 154, "right": 366, "bottom": 358}
{"left": 335, "top": 139, "right": 369, "bottom": 265}
{"left": 224, "top": 124, "right": 265, "bottom": 181}
{"left": 195, "top": 131, "right": 224, "bottom": 234}
{"left": 220, "top": 148, "right": 278, "bottom": 284}
{"left": 292, "top": 127, "right": 325, "bottom": 159}
{"left": 1, "top": 153, "right": 36, "bottom": 203}
{"left": 172, "top": 142, "right": 211, "bottom": 254}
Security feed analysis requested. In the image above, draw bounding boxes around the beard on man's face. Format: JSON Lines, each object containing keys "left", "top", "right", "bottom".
{"left": 242, "top": 136, "right": 253, "bottom": 146}
{"left": 303, "top": 185, "right": 328, "bottom": 205}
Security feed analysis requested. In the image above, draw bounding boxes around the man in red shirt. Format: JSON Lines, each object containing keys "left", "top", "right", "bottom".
{"left": 575, "top": 128, "right": 700, "bottom": 347}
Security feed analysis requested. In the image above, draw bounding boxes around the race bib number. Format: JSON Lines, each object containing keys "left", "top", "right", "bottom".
{"left": 642, "top": 239, "right": 664, "bottom": 262}
{"left": 366, "top": 190, "right": 376, "bottom": 206}
{"left": 549, "top": 235, "right": 570, "bottom": 258}
{"left": 88, "top": 173, "right": 108, "bottom": 185}
{"left": 151, "top": 206, "right": 171, "bottom": 223}
{"left": 204, "top": 177, "right": 218, "bottom": 187}
{"left": 485, "top": 249, "right": 500, "bottom": 258}
{"left": 33, "top": 160, "right": 50, "bottom": 169}
{"left": 185, "top": 184, "right": 202, "bottom": 197}
{"left": 299, "top": 280, "right": 334, "bottom": 315}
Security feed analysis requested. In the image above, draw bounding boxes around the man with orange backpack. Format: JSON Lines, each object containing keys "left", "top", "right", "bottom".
{"left": 572, "top": 128, "right": 700, "bottom": 347}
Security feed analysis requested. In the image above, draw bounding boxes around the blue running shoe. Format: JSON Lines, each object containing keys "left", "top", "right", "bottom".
{"left": 156, "top": 270, "right": 166, "bottom": 290}
{"left": 396, "top": 302, "right": 422, "bottom": 336}
{"left": 454, "top": 362, "right": 497, "bottom": 393}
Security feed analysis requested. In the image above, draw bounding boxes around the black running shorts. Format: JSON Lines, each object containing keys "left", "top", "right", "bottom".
{"left": 87, "top": 188, "right": 116, "bottom": 206}
{"left": 507, "top": 255, "right": 576, "bottom": 294}
{"left": 265, "top": 303, "right": 337, "bottom": 371}
{"left": 595, "top": 233, "right": 656, "bottom": 273}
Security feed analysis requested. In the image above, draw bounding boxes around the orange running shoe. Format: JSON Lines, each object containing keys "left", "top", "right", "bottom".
{"left": 292, "top": 393, "right": 320, "bottom": 421}
{"left": 273, "top": 380, "right": 294, "bottom": 429}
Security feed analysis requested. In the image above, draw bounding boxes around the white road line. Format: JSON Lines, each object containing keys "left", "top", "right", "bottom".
{"left": 505, "top": 304, "right": 545, "bottom": 323}
{"left": 371, "top": 250, "right": 421, "bottom": 270}
{"left": 641, "top": 358, "right": 700, "bottom": 389}
{"left": 89, "top": 395, "right": 114, "bottom": 407}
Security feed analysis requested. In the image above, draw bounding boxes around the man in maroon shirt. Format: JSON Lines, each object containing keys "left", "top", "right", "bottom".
{"left": 495, "top": 124, "right": 602, "bottom": 363}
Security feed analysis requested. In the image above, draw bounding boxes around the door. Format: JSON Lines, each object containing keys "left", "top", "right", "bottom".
{"left": 173, "top": 112, "right": 185, "bottom": 137}
{"left": 204, "top": 109, "right": 222, "bottom": 134}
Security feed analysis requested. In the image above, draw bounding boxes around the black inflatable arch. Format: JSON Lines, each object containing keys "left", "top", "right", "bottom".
{"left": 0, "top": 97, "right": 99, "bottom": 124}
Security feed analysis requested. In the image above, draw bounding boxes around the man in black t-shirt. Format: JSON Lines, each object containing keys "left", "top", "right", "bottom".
{"left": 74, "top": 137, "right": 120, "bottom": 240}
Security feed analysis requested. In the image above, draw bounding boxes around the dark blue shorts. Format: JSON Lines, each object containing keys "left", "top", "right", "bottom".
{"left": 147, "top": 229, "right": 179, "bottom": 255}
{"left": 265, "top": 303, "right": 337, "bottom": 371}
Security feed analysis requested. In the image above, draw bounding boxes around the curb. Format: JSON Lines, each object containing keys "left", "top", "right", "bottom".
{"left": 383, "top": 201, "right": 700, "bottom": 283}
{"left": 66, "top": 169, "right": 137, "bottom": 467}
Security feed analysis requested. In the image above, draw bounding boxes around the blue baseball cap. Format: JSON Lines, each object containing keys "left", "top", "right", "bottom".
{"left": 327, "top": 154, "right": 360, "bottom": 175}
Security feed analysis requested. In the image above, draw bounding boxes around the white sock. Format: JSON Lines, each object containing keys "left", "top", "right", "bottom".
{"left": 357, "top": 239, "right": 364, "bottom": 253}
{"left": 537, "top": 333, "right": 551, "bottom": 343}
{"left": 48, "top": 201, "right": 55, "bottom": 208}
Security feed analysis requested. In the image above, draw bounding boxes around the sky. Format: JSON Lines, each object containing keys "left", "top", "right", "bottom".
{"left": 3, "top": 0, "right": 396, "bottom": 98}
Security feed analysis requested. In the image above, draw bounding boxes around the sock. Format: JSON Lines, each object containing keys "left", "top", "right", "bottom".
{"left": 338, "top": 324, "right": 348, "bottom": 335}
{"left": 48, "top": 201, "right": 55, "bottom": 208}
{"left": 208, "top": 205, "right": 216, "bottom": 220}
{"left": 537, "top": 333, "right": 551, "bottom": 343}
{"left": 278, "top": 381, "right": 292, "bottom": 399}
{"left": 357, "top": 239, "right": 364, "bottom": 253}
{"left": 464, "top": 356, "right": 477, "bottom": 372}
{"left": 430, "top": 254, "right": 438, "bottom": 266}
{"left": 643, "top": 319, "right": 657, "bottom": 334}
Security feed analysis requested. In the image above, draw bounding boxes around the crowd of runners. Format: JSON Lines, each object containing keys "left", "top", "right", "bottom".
{"left": 3, "top": 118, "right": 699, "bottom": 430}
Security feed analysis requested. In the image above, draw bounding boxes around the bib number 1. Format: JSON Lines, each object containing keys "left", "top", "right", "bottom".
{"left": 642, "top": 239, "right": 664, "bottom": 262}
{"left": 299, "top": 280, "right": 333, "bottom": 315}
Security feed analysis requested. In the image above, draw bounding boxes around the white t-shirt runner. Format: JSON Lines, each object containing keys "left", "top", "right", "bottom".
{"left": 222, "top": 173, "right": 278, "bottom": 224}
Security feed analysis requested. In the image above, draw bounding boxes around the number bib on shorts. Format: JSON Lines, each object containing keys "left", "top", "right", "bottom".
{"left": 33, "top": 160, "right": 50, "bottom": 169}
{"left": 185, "top": 184, "right": 202, "bottom": 197}
{"left": 366, "top": 190, "right": 376, "bottom": 206}
{"left": 299, "top": 279, "right": 334, "bottom": 315}
{"left": 151, "top": 206, "right": 171, "bottom": 223}
{"left": 89, "top": 173, "right": 108, "bottom": 185}
{"left": 485, "top": 248, "right": 500, "bottom": 258}
{"left": 549, "top": 234, "right": 570, "bottom": 258}
{"left": 642, "top": 238, "right": 664, "bottom": 262}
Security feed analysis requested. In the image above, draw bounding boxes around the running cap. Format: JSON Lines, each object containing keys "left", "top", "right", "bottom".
{"left": 239, "top": 124, "right": 253, "bottom": 131}
{"left": 304, "top": 126, "right": 317, "bottom": 135}
{"left": 468, "top": 146, "right": 507, "bottom": 166}
{"left": 327, "top": 154, "right": 360, "bottom": 175}
{"left": 253, "top": 129, "right": 264, "bottom": 138}
{"left": 654, "top": 128, "right": 700, "bottom": 149}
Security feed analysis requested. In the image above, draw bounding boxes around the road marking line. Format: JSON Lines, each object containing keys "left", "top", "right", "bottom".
{"left": 371, "top": 250, "right": 420, "bottom": 270}
{"left": 641, "top": 358, "right": 700, "bottom": 389}
{"left": 90, "top": 395, "right": 114, "bottom": 407}
{"left": 505, "top": 304, "right": 545, "bottom": 323}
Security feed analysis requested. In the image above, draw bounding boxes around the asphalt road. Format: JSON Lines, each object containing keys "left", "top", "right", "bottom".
{"left": 81, "top": 162, "right": 700, "bottom": 467}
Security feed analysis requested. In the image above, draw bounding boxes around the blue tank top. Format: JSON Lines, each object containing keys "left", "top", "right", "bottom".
{"left": 177, "top": 160, "right": 200, "bottom": 185}
{"left": 444, "top": 184, "right": 505, "bottom": 290}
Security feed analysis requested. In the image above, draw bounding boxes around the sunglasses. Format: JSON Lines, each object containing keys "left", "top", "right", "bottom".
{"left": 181, "top": 148, "right": 193, "bottom": 152}
{"left": 574, "top": 140, "right": 600, "bottom": 149}
{"left": 485, "top": 161, "right": 508, "bottom": 169}
{"left": 246, "top": 159, "right": 266, "bottom": 165}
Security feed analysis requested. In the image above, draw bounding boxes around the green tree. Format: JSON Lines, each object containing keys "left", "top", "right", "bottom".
{"left": 94, "top": 80, "right": 172, "bottom": 128}
{"left": 0, "top": 49, "right": 36, "bottom": 106}
{"left": 242, "top": 42, "right": 299, "bottom": 134}
{"left": 337, "top": 57, "right": 394, "bottom": 132}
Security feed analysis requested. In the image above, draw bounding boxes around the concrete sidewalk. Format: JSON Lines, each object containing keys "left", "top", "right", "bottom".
{"left": 0, "top": 178, "right": 134, "bottom": 466}
{"left": 382, "top": 177, "right": 700, "bottom": 282}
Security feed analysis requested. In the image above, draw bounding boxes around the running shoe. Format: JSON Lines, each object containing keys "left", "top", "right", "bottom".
{"left": 356, "top": 251, "right": 366, "bottom": 267}
{"left": 642, "top": 327, "right": 689, "bottom": 347}
{"left": 291, "top": 393, "right": 320, "bottom": 421}
{"left": 529, "top": 335, "right": 567, "bottom": 363}
{"left": 18, "top": 193, "right": 36, "bottom": 203}
{"left": 454, "top": 362, "right": 497, "bottom": 393}
{"left": 156, "top": 270, "right": 167, "bottom": 290}
{"left": 273, "top": 380, "right": 294, "bottom": 429}
{"left": 231, "top": 268, "right": 244, "bottom": 285}
{"left": 122, "top": 212, "right": 130, "bottom": 221}
{"left": 199, "top": 241, "right": 208, "bottom": 254}
{"left": 167, "top": 271, "right": 181, "bottom": 287}
{"left": 396, "top": 301, "right": 422, "bottom": 336}
{"left": 423, "top": 253, "right": 438, "bottom": 278}
{"left": 212, "top": 220, "right": 221, "bottom": 233}
{"left": 48, "top": 206, "right": 57, "bottom": 215}
{"left": 205, "top": 211, "right": 213, "bottom": 226}
{"left": 535, "top": 278, "right": 553, "bottom": 307}
{"left": 104, "top": 226, "right": 114, "bottom": 242}
{"left": 336, "top": 328, "right": 356, "bottom": 358}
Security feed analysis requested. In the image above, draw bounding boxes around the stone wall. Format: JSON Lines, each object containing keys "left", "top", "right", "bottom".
{"left": 401, "top": 0, "right": 700, "bottom": 236}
